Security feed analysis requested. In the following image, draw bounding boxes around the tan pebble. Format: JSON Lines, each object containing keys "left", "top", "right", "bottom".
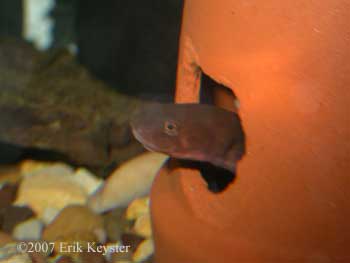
{"left": 43, "top": 205, "right": 106, "bottom": 254}
{"left": 41, "top": 207, "right": 61, "bottom": 225}
{"left": 0, "top": 243, "right": 47, "bottom": 263}
{"left": 126, "top": 197, "right": 150, "bottom": 221}
{"left": 0, "top": 243, "right": 31, "bottom": 263}
{"left": 133, "top": 214, "right": 152, "bottom": 238}
{"left": 88, "top": 152, "right": 168, "bottom": 213}
{"left": 12, "top": 218, "right": 44, "bottom": 241}
{"left": 132, "top": 239, "right": 154, "bottom": 263}
{"left": 15, "top": 172, "right": 88, "bottom": 218}
{"left": 19, "top": 160, "right": 48, "bottom": 175}
{"left": 20, "top": 160, "right": 74, "bottom": 178}
{"left": 72, "top": 168, "right": 103, "bottom": 195}
{"left": 0, "top": 253, "right": 32, "bottom": 263}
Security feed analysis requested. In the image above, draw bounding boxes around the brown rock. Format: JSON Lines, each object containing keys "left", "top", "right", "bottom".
{"left": 121, "top": 233, "right": 144, "bottom": 253}
{"left": 0, "top": 205, "right": 34, "bottom": 233}
{"left": 144, "top": 255, "right": 155, "bottom": 263}
{"left": 55, "top": 256, "right": 74, "bottom": 263}
{"left": 43, "top": 205, "right": 105, "bottom": 254}
{"left": 0, "top": 184, "right": 18, "bottom": 209}
{"left": 105, "top": 242, "right": 133, "bottom": 263}
{"left": 28, "top": 252, "right": 48, "bottom": 263}
{"left": 80, "top": 251, "right": 106, "bottom": 263}
{"left": 132, "top": 239, "right": 154, "bottom": 263}
{"left": 103, "top": 208, "right": 132, "bottom": 242}
{"left": 109, "top": 250, "right": 133, "bottom": 263}
{"left": 0, "top": 165, "right": 21, "bottom": 185}
{"left": 0, "top": 231, "right": 14, "bottom": 246}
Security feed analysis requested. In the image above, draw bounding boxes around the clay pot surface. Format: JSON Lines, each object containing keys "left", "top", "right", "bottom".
{"left": 151, "top": 0, "right": 350, "bottom": 262}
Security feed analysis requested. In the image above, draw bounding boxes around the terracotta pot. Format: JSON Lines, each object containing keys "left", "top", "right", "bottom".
{"left": 151, "top": 0, "right": 350, "bottom": 262}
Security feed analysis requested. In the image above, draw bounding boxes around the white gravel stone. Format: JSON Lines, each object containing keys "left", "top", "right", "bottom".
{"left": 12, "top": 218, "right": 44, "bottom": 241}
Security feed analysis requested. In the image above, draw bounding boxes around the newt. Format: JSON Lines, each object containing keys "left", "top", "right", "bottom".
{"left": 130, "top": 103, "right": 245, "bottom": 174}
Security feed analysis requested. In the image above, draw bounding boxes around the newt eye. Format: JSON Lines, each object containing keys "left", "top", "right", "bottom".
{"left": 164, "top": 120, "right": 178, "bottom": 136}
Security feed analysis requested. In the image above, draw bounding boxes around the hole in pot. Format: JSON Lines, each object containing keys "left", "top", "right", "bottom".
{"left": 193, "top": 71, "right": 242, "bottom": 193}
{"left": 178, "top": 159, "right": 236, "bottom": 193}
{"left": 200, "top": 71, "right": 239, "bottom": 112}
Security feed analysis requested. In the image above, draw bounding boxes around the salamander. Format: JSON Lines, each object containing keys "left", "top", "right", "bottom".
{"left": 130, "top": 103, "right": 246, "bottom": 191}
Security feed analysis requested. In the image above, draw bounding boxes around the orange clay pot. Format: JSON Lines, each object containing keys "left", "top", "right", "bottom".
{"left": 150, "top": 0, "right": 350, "bottom": 262}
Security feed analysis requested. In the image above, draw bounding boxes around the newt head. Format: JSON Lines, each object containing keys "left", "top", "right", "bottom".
{"left": 130, "top": 103, "right": 195, "bottom": 155}
{"left": 130, "top": 103, "right": 245, "bottom": 172}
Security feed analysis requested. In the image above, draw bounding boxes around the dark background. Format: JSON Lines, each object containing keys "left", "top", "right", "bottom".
{"left": 0, "top": 0, "right": 183, "bottom": 101}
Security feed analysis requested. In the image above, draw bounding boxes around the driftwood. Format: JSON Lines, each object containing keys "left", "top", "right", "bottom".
{"left": 0, "top": 38, "right": 145, "bottom": 169}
